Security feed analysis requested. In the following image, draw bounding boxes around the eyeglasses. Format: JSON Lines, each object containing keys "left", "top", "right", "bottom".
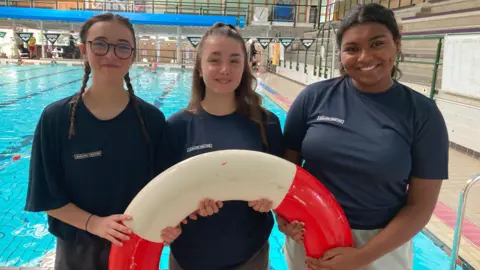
{"left": 87, "top": 40, "right": 135, "bottom": 60}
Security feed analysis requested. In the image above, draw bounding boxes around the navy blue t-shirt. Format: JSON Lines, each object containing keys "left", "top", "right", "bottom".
{"left": 25, "top": 94, "right": 168, "bottom": 244}
{"left": 166, "top": 107, "right": 285, "bottom": 270}
{"left": 284, "top": 77, "right": 449, "bottom": 230}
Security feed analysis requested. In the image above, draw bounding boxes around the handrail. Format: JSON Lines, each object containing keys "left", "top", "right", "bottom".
{"left": 332, "top": 0, "right": 425, "bottom": 21}
{"left": 402, "top": 35, "right": 445, "bottom": 40}
{"left": 449, "top": 173, "right": 480, "bottom": 270}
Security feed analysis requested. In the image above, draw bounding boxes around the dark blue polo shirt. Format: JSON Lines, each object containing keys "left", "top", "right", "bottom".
{"left": 24, "top": 94, "right": 168, "bottom": 244}
{"left": 166, "top": 107, "right": 285, "bottom": 270}
{"left": 284, "top": 76, "right": 449, "bottom": 230}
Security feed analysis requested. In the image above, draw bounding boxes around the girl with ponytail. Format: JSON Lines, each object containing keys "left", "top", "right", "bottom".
{"left": 163, "top": 23, "right": 285, "bottom": 270}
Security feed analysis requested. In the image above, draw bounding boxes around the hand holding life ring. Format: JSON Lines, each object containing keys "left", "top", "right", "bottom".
{"left": 109, "top": 150, "right": 354, "bottom": 270}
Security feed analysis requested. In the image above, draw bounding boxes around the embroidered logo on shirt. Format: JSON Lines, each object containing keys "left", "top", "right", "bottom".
{"left": 186, "top": 144, "right": 213, "bottom": 153}
{"left": 317, "top": 115, "right": 345, "bottom": 124}
{"left": 73, "top": 151, "right": 102, "bottom": 160}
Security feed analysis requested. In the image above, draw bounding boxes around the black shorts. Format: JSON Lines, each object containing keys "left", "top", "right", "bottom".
{"left": 54, "top": 234, "right": 110, "bottom": 270}
{"left": 169, "top": 241, "right": 269, "bottom": 270}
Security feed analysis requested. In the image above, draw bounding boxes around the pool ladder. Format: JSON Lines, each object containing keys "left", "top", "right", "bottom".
{"left": 449, "top": 173, "right": 480, "bottom": 269}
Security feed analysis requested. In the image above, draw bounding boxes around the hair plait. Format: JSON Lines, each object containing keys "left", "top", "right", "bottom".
{"left": 69, "top": 13, "right": 154, "bottom": 176}
{"left": 68, "top": 62, "right": 90, "bottom": 139}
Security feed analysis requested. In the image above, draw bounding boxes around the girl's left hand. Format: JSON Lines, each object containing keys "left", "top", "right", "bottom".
{"left": 306, "top": 247, "right": 368, "bottom": 270}
{"left": 160, "top": 226, "right": 182, "bottom": 246}
{"left": 248, "top": 199, "right": 273, "bottom": 212}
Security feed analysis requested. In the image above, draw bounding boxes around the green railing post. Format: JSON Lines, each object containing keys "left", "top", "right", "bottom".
{"left": 313, "top": 23, "right": 325, "bottom": 76}
{"left": 318, "top": 23, "right": 326, "bottom": 75}
{"left": 289, "top": 48, "right": 293, "bottom": 69}
{"left": 313, "top": 36, "right": 318, "bottom": 76}
{"left": 304, "top": 48, "right": 308, "bottom": 74}
{"left": 323, "top": 25, "right": 331, "bottom": 78}
{"left": 430, "top": 37, "right": 443, "bottom": 100}
{"left": 395, "top": 52, "right": 400, "bottom": 71}
{"left": 246, "top": 4, "right": 250, "bottom": 26}
{"left": 296, "top": 43, "right": 300, "bottom": 71}
{"left": 293, "top": 5, "right": 297, "bottom": 28}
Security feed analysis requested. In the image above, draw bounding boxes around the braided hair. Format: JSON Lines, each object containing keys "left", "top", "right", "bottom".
{"left": 69, "top": 13, "right": 153, "bottom": 175}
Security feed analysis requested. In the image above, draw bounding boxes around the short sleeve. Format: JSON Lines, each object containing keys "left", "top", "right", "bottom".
{"left": 283, "top": 87, "right": 310, "bottom": 152}
{"left": 25, "top": 109, "right": 69, "bottom": 212}
{"left": 165, "top": 111, "right": 188, "bottom": 167}
{"left": 411, "top": 102, "right": 449, "bottom": 180}
{"left": 265, "top": 112, "right": 285, "bottom": 157}
{"left": 151, "top": 111, "right": 169, "bottom": 176}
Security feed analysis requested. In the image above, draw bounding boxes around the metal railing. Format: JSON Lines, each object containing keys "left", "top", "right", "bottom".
{"left": 262, "top": 22, "right": 447, "bottom": 100}
{"left": 332, "top": 0, "right": 426, "bottom": 21}
{"left": 314, "top": 21, "right": 337, "bottom": 78}
{"left": 0, "top": 0, "right": 428, "bottom": 28}
{"left": 134, "top": 48, "right": 196, "bottom": 65}
{"left": 399, "top": 35, "right": 444, "bottom": 99}
{"left": 449, "top": 173, "right": 480, "bottom": 270}
{"left": 1, "top": 0, "right": 323, "bottom": 27}
{"left": 23, "top": 44, "right": 198, "bottom": 65}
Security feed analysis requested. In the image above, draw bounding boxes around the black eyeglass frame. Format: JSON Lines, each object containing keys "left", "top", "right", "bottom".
{"left": 87, "top": 40, "right": 135, "bottom": 60}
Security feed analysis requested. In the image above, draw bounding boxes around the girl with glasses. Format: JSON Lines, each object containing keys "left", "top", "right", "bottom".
{"left": 160, "top": 23, "right": 285, "bottom": 270}
{"left": 24, "top": 13, "right": 171, "bottom": 270}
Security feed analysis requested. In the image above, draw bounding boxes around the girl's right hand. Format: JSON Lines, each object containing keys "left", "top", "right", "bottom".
{"left": 275, "top": 212, "right": 305, "bottom": 243}
{"left": 198, "top": 198, "right": 223, "bottom": 217}
{"left": 87, "top": 214, "right": 132, "bottom": 246}
{"left": 182, "top": 198, "right": 223, "bottom": 223}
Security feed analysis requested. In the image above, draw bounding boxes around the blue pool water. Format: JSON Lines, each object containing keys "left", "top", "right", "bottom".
{"left": 0, "top": 64, "right": 458, "bottom": 269}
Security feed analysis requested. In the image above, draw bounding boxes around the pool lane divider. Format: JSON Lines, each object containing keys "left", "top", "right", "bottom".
{"left": 0, "top": 70, "right": 149, "bottom": 109}
{"left": 0, "top": 135, "right": 33, "bottom": 163}
{"left": 0, "top": 78, "right": 82, "bottom": 108}
{"left": 0, "top": 70, "right": 150, "bottom": 171}
{"left": 153, "top": 73, "right": 181, "bottom": 108}
{"left": 3, "top": 66, "right": 50, "bottom": 76}
{"left": 0, "top": 67, "right": 80, "bottom": 87}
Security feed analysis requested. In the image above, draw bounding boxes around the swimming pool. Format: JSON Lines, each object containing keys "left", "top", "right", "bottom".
{"left": 0, "top": 64, "right": 459, "bottom": 269}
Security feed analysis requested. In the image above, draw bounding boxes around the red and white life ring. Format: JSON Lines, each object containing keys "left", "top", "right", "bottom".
{"left": 109, "top": 150, "right": 353, "bottom": 269}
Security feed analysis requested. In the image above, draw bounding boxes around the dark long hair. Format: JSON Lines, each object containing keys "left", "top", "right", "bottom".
{"left": 337, "top": 3, "right": 402, "bottom": 79}
{"left": 187, "top": 23, "right": 270, "bottom": 149}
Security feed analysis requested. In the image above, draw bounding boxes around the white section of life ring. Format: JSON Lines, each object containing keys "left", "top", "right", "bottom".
{"left": 123, "top": 150, "right": 297, "bottom": 243}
